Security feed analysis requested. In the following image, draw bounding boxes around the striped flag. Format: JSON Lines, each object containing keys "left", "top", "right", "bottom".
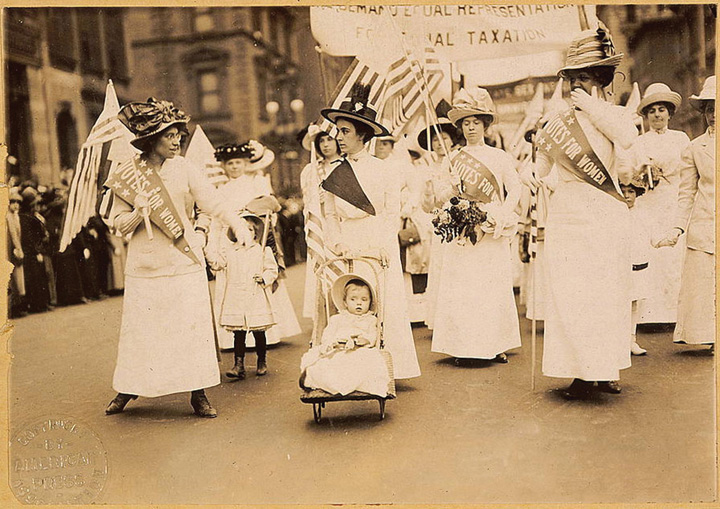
{"left": 379, "top": 46, "right": 444, "bottom": 136}
{"left": 317, "top": 59, "right": 386, "bottom": 138}
{"left": 184, "top": 125, "right": 227, "bottom": 187}
{"left": 59, "top": 80, "right": 135, "bottom": 252}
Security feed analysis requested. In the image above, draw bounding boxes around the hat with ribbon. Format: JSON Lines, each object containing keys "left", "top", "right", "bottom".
{"left": 321, "top": 83, "right": 390, "bottom": 137}
{"left": 558, "top": 21, "right": 623, "bottom": 77}
{"left": 448, "top": 88, "right": 497, "bottom": 126}
{"left": 118, "top": 98, "right": 190, "bottom": 149}
{"left": 416, "top": 118, "right": 458, "bottom": 151}
{"left": 214, "top": 140, "right": 275, "bottom": 170}
{"left": 637, "top": 83, "right": 682, "bottom": 116}
{"left": 330, "top": 273, "right": 377, "bottom": 314}
{"left": 689, "top": 75, "right": 716, "bottom": 111}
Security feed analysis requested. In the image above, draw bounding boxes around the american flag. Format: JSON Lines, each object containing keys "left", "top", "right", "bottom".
{"left": 59, "top": 80, "right": 135, "bottom": 252}
{"left": 317, "top": 59, "right": 386, "bottom": 138}
{"left": 379, "top": 47, "right": 444, "bottom": 136}
{"left": 184, "top": 125, "right": 228, "bottom": 187}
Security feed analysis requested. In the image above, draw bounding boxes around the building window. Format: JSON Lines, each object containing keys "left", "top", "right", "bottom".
{"left": 6, "top": 61, "right": 33, "bottom": 180}
{"left": 193, "top": 7, "right": 214, "bottom": 32}
{"left": 284, "top": 17, "right": 293, "bottom": 58}
{"left": 626, "top": 5, "right": 637, "bottom": 23}
{"left": 77, "top": 8, "right": 103, "bottom": 76}
{"left": 256, "top": 57, "right": 269, "bottom": 121}
{"left": 198, "top": 70, "right": 221, "bottom": 115}
{"left": 56, "top": 104, "right": 79, "bottom": 170}
{"left": 103, "top": 9, "right": 128, "bottom": 80}
{"left": 268, "top": 10, "right": 279, "bottom": 48}
{"left": 48, "top": 9, "right": 76, "bottom": 71}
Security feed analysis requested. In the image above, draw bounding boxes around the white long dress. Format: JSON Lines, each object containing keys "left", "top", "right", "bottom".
{"left": 324, "top": 149, "right": 421, "bottom": 379}
{"left": 208, "top": 173, "right": 301, "bottom": 348}
{"left": 629, "top": 128, "right": 691, "bottom": 323}
{"left": 539, "top": 102, "right": 635, "bottom": 381}
{"left": 430, "top": 144, "right": 523, "bottom": 359}
{"left": 422, "top": 158, "right": 447, "bottom": 330}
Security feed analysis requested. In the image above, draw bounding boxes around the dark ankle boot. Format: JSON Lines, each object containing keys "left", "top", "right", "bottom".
{"left": 190, "top": 390, "right": 217, "bottom": 418}
{"left": 560, "top": 379, "right": 593, "bottom": 400}
{"left": 105, "top": 393, "right": 138, "bottom": 415}
{"left": 226, "top": 356, "right": 245, "bottom": 380}
{"left": 256, "top": 357, "right": 267, "bottom": 376}
{"left": 596, "top": 380, "right": 622, "bottom": 394}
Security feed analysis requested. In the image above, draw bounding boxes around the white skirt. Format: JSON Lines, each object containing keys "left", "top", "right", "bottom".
{"left": 113, "top": 270, "right": 220, "bottom": 397}
{"left": 674, "top": 248, "right": 715, "bottom": 344}
{"left": 542, "top": 181, "right": 632, "bottom": 381}
{"left": 523, "top": 242, "right": 547, "bottom": 321}
{"left": 431, "top": 234, "right": 522, "bottom": 359}
{"left": 424, "top": 236, "right": 444, "bottom": 330}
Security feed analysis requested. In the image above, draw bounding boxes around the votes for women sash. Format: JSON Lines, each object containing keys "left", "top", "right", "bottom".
{"left": 104, "top": 155, "right": 200, "bottom": 264}
{"left": 535, "top": 109, "right": 625, "bottom": 202}
{"left": 450, "top": 150, "right": 502, "bottom": 204}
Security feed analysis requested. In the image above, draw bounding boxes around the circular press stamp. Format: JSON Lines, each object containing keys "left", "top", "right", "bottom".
{"left": 10, "top": 417, "right": 108, "bottom": 504}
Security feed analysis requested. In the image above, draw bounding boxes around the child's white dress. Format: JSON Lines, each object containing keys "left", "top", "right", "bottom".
{"left": 629, "top": 206, "right": 655, "bottom": 303}
{"left": 300, "top": 310, "right": 391, "bottom": 396}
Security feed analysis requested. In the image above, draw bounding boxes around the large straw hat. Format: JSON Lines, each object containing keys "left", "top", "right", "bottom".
{"left": 301, "top": 124, "right": 328, "bottom": 152}
{"left": 330, "top": 273, "right": 377, "bottom": 313}
{"left": 448, "top": 88, "right": 497, "bottom": 126}
{"left": 558, "top": 22, "right": 623, "bottom": 77}
{"left": 118, "top": 98, "right": 190, "bottom": 149}
{"left": 689, "top": 75, "right": 716, "bottom": 111}
{"left": 214, "top": 140, "right": 275, "bottom": 171}
{"left": 416, "top": 118, "right": 458, "bottom": 151}
{"left": 637, "top": 83, "right": 682, "bottom": 116}
{"left": 321, "top": 83, "right": 390, "bottom": 137}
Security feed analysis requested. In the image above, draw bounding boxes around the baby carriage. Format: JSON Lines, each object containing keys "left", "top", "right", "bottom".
{"left": 300, "top": 254, "right": 396, "bottom": 423}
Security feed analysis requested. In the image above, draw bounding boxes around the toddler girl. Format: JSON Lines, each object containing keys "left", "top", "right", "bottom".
{"left": 207, "top": 213, "right": 278, "bottom": 378}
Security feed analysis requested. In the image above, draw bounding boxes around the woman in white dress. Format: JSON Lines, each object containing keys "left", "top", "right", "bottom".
{"left": 429, "top": 88, "right": 523, "bottom": 363}
{"left": 418, "top": 118, "right": 458, "bottom": 330}
{"left": 630, "top": 83, "right": 691, "bottom": 324}
{"left": 101, "top": 98, "right": 246, "bottom": 417}
{"left": 529, "top": 24, "right": 636, "bottom": 398}
{"left": 320, "top": 84, "right": 421, "bottom": 380}
{"left": 299, "top": 127, "right": 342, "bottom": 319}
{"left": 655, "top": 76, "right": 716, "bottom": 351}
{"left": 207, "top": 141, "right": 301, "bottom": 350}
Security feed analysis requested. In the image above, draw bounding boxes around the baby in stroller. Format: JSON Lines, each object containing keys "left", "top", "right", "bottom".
{"left": 300, "top": 275, "right": 391, "bottom": 397}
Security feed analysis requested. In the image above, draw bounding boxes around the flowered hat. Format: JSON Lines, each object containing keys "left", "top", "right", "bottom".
{"left": 558, "top": 22, "right": 623, "bottom": 77}
{"left": 448, "top": 88, "right": 497, "bottom": 126}
{"left": 330, "top": 273, "right": 377, "bottom": 313}
{"left": 118, "top": 98, "right": 190, "bottom": 149}
{"left": 624, "top": 170, "right": 650, "bottom": 197}
{"left": 321, "top": 83, "right": 390, "bottom": 137}
{"left": 416, "top": 118, "right": 458, "bottom": 151}
{"left": 637, "top": 83, "right": 682, "bottom": 116}
{"left": 689, "top": 75, "right": 716, "bottom": 111}
{"left": 227, "top": 211, "right": 266, "bottom": 243}
{"left": 214, "top": 140, "right": 275, "bottom": 170}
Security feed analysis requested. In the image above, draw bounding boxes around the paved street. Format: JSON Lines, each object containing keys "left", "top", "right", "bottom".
{"left": 7, "top": 263, "right": 716, "bottom": 505}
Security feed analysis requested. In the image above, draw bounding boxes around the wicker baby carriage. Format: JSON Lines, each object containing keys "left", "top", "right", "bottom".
{"left": 300, "top": 254, "right": 396, "bottom": 423}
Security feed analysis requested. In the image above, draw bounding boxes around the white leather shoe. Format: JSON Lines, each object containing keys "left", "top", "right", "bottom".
{"left": 631, "top": 342, "right": 647, "bottom": 356}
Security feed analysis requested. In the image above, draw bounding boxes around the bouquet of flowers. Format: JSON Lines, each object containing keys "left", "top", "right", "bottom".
{"left": 432, "top": 196, "right": 487, "bottom": 245}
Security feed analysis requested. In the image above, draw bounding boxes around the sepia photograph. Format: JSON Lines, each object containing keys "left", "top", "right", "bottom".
{"left": 2, "top": 2, "right": 717, "bottom": 506}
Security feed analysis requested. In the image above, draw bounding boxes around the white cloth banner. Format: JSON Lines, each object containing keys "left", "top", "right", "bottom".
{"left": 311, "top": 5, "right": 597, "bottom": 67}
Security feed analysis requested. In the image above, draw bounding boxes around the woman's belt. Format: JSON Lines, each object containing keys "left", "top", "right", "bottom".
{"left": 632, "top": 262, "right": 648, "bottom": 271}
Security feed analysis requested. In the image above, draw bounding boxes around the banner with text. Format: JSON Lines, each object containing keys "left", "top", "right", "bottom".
{"left": 535, "top": 109, "right": 625, "bottom": 202}
{"left": 104, "top": 156, "right": 200, "bottom": 263}
{"left": 450, "top": 150, "right": 502, "bottom": 204}
{"left": 311, "top": 5, "right": 596, "bottom": 67}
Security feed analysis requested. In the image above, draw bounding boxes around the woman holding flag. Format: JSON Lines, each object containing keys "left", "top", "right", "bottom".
{"left": 100, "top": 98, "right": 246, "bottom": 418}
{"left": 629, "top": 83, "right": 691, "bottom": 325}
{"left": 427, "top": 88, "right": 522, "bottom": 363}
{"left": 526, "top": 23, "right": 637, "bottom": 398}
{"left": 320, "top": 83, "right": 421, "bottom": 380}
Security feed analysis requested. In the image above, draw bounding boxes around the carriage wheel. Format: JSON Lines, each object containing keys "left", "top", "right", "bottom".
{"left": 313, "top": 403, "right": 322, "bottom": 423}
{"left": 378, "top": 399, "right": 386, "bottom": 420}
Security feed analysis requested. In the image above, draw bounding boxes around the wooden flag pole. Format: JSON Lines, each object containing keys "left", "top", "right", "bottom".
{"left": 530, "top": 138, "right": 538, "bottom": 392}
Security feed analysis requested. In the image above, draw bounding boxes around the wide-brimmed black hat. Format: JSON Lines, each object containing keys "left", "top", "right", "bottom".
{"left": 214, "top": 140, "right": 275, "bottom": 170}
{"left": 321, "top": 83, "right": 389, "bottom": 137}
{"left": 417, "top": 118, "right": 458, "bottom": 151}
{"left": 118, "top": 97, "right": 190, "bottom": 149}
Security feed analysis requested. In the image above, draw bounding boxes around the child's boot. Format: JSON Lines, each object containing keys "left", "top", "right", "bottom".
{"left": 226, "top": 356, "right": 245, "bottom": 379}
{"left": 256, "top": 354, "right": 267, "bottom": 376}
